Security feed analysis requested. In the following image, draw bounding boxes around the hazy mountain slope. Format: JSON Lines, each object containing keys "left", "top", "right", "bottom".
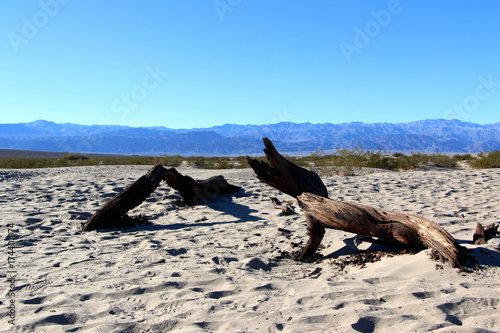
{"left": 1, "top": 119, "right": 499, "bottom": 155}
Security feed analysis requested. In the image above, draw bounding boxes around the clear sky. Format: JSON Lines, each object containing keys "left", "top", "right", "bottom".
{"left": 1, "top": 0, "right": 499, "bottom": 129}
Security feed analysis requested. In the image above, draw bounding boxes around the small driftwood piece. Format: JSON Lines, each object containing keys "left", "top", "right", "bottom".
{"left": 83, "top": 164, "right": 168, "bottom": 231}
{"left": 270, "top": 197, "right": 295, "bottom": 215}
{"left": 473, "top": 222, "right": 499, "bottom": 245}
{"left": 246, "top": 138, "right": 467, "bottom": 268}
{"left": 163, "top": 167, "right": 241, "bottom": 205}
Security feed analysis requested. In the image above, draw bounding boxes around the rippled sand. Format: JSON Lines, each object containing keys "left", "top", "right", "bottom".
{"left": 1, "top": 165, "right": 499, "bottom": 332}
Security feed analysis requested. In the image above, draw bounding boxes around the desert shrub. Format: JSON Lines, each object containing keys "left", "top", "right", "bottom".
{"left": 232, "top": 156, "right": 250, "bottom": 168}
{"left": 365, "top": 149, "right": 398, "bottom": 170}
{"left": 453, "top": 153, "right": 475, "bottom": 161}
{"left": 2, "top": 149, "right": 480, "bottom": 171}
{"left": 304, "top": 148, "right": 461, "bottom": 176}
{"left": 156, "top": 155, "right": 251, "bottom": 169}
{"left": 469, "top": 150, "right": 500, "bottom": 168}
{"left": 427, "top": 154, "right": 457, "bottom": 168}
{"left": 310, "top": 147, "right": 367, "bottom": 176}
{"left": 391, "top": 152, "right": 457, "bottom": 169}
{"left": 62, "top": 153, "right": 90, "bottom": 161}
{"left": 0, "top": 157, "right": 47, "bottom": 169}
{"left": 158, "top": 155, "right": 184, "bottom": 167}
{"left": 389, "top": 153, "right": 419, "bottom": 170}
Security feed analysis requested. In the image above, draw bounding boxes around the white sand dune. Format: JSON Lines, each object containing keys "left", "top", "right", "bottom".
{"left": 1, "top": 165, "right": 499, "bottom": 332}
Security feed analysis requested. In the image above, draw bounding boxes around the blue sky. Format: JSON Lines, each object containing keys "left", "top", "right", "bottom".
{"left": 1, "top": 1, "right": 499, "bottom": 129}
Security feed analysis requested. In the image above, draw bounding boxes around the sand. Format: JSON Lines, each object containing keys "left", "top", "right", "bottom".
{"left": 1, "top": 165, "right": 499, "bottom": 332}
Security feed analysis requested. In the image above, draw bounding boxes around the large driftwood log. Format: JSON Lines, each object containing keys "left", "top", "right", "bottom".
{"left": 83, "top": 165, "right": 241, "bottom": 231}
{"left": 163, "top": 167, "right": 241, "bottom": 205}
{"left": 246, "top": 138, "right": 467, "bottom": 268}
{"left": 82, "top": 164, "right": 169, "bottom": 231}
{"left": 298, "top": 192, "right": 466, "bottom": 268}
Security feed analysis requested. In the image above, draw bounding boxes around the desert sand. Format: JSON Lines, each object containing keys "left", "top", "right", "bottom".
{"left": 1, "top": 165, "right": 499, "bottom": 332}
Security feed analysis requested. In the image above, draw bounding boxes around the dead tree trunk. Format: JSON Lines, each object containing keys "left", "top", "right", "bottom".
{"left": 82, "top": 164, "right": 169, "bottom": 231}
{"left": 163, "top": 167, "right": 241, "bottom": 205}
{"left": 246, "top": 138, "right": 467, "bottom": 268}
{"left": 83, "top": 165, "right": 242, "bottom": 231}
{"left": 246, "top": 138, "right": 328, "bottom": 198}
{"left": 298, "top": 192, "right": 466, "bottom": 268}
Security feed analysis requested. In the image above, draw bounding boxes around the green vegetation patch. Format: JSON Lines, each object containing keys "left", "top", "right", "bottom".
{"left": 0, "top": 155, "right": 250, "bottom": 170}
{"left": 1, "top": 149, "right": 499, "bottom": 172}
{"left": 289, "top": 148, "right": 463, "bottom": 177}
{"left": 468, "top": 151, "right": 500, "bottom": 169}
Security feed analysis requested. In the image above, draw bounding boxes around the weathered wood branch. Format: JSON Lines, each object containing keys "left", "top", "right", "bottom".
{"left": 298, "top": 192, "right": 467, "bottom": 268}
{"left": 270, "top": 197, "right": 295, "bottom": 215}
{"left": 473, "top": 222, "right": 499, "bottom": 245}
{"left": 163, "top": 167, "right": 241, "bottom": 205}
{"left": 247, "top": 138, "right": 467, "bottom": 268}
{"left": 83, "top": 165, "right": 242, "bottom": 231}
{"left": 82, "top": 164, "right": 169, "bottom": 231}
{"left": 246, "top": 138, "right": 328, "bottom": 198}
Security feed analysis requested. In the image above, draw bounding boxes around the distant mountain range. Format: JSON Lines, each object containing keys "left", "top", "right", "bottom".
{"left": 1, "top": 119, "right": 499, "bottom": 156}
